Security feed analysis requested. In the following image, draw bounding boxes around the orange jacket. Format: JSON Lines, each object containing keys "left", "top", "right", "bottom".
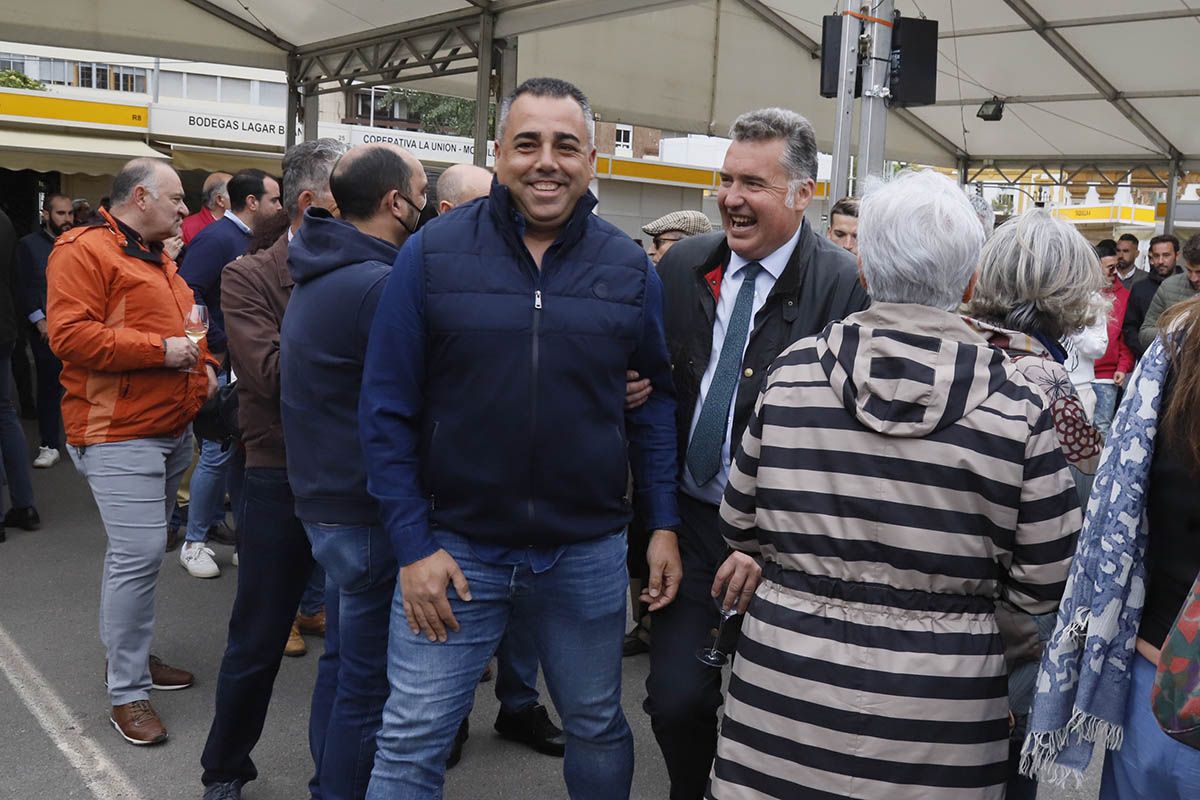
{"left": 47, "top": 208, "right": 212, "bottom": 445}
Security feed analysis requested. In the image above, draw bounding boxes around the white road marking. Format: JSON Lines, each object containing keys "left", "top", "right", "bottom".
{"left": 0, "top": 623, "right": 147, "bottom": 800}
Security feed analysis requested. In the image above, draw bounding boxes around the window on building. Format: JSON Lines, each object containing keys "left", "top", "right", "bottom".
{"left": 353, "top": 89, "right": 406, "bottom": 121}
{"left": 187, "top": 73, "right": 219, "bottom": 102}
{"left": 158, "top": 70, "right": 184, "bottom": 98}
{"left": 220, "top": 76, "right": 251, "bottom": 104}
{"left": 614, "top": 124, "right": 634, "bottom": 157}
{"left": 258, "top": 81, "right": 288, "bottom": 108}
{"left": 0, "top": 53, "right": 25, "bottom": 74}
{"left": 112, "top": 65, "right": 147, "bottom": 93}
{"left": 43, "top": 59, "right": 69, "bottom": 85}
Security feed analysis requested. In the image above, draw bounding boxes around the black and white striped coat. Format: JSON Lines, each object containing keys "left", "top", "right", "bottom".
{"left": 709, "top": 303, "right": 1082, "bottom": 800}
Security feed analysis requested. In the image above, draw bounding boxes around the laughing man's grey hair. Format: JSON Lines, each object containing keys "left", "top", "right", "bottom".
{"left": 110, "top": 158, "right": 175, "bottom": 206}
{"left": 967, "top": 208, "right": 1107, "bottom": 340}
{"left": 729, "top": 108, "right": 818, "bottom": 209}
{"left": 497, "top": 77, "right": 595, "bottom": 148}
{"left": 858, "top": 169, "right": 985, "bottom": 311}
{"left": 281, "top": 138, "right": 350, "bottom": 219}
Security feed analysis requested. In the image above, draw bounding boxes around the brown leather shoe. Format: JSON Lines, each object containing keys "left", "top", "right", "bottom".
{"left": 284, "top": 622, "right": 307, "bottom": 657}
{"left": 295, "top": 609, "right": 326, "bottom": 636}
{"left": 149, "top": 655, "right": 194, "bottom": 691}
{"left": 111, "top": 699, "right": 168, "bottom": 745}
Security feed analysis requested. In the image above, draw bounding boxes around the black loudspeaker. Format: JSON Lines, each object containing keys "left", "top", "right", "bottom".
{"left": 819, "top": 15, "right": 862, "bottom": 99}
{"left": 889, "top": 16, "right": 938, "bottom": 107}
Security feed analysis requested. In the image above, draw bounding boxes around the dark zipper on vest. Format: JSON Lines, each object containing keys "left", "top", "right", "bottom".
{"left": 530, "top": 287, "right": 542, "bottom": 526}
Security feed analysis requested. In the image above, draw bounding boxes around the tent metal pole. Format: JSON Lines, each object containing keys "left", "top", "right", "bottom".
{"left": 1165, "top": 158, "right": 1180, "bottom": 236}
{"left": 856, "top": 0, "right": 893, "bottom": 186}
{"left": 473, "top": 12, "right": 495, "bottom": 167}
{"left": 285, "top": 54, "right": 299, "bottom": 150}
{"left": 830, "top": 1, "right": 860, "bottom": 205}
{"left": 302, "top": 89, "right": 319, "bottom": 142}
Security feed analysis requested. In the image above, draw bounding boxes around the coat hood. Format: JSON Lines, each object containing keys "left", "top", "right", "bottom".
{"left": 817, "top": 303, "right": 1009, "bottom": 437}
{"left": 288, "top": 207, "right": 398, "bottom": 284}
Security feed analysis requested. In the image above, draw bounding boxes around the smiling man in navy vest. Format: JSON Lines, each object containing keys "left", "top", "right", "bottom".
{"left": 359, "top": 77, "right": 680, "bottom": 799}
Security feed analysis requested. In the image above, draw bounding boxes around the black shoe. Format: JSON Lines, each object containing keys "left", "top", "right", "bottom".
{"left": 207, "top": 521, "right": 237, "bottom": 547}
{"left": 0, "top": 525, "right": 6, "bottom": 543}
{"left": 4, "top": 506, "right": 40, "bottom": 531}
{"left": 202, "top": 780, "right": 243, "bottom": 800}
{"left": 622, "top": 629, "right": 649, "bottom": 657}
{"left": 494, "top": 703, "right": 566, "bottom": 757}
{"left": 165, "top": 526, "right": 181, "bottom": 553}
{"left": 447, "top": 717, "right": 469, "bottom": 769}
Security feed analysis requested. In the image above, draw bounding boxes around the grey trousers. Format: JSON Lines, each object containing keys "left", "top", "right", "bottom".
{"left": 69, "top": 431, "right": 192, "bottom": 705}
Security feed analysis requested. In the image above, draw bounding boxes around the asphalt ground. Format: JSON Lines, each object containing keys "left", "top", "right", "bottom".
{"left": 0, "top": 420, "right": 1102, "bottom": 799}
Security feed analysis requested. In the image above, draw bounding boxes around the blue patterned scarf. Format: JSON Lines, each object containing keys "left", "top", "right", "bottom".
{"left": 1020, "top": 336, "right": 1169, "bottom": 784}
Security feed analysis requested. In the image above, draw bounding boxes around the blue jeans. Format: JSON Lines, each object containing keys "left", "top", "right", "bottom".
{"left": 186, "top": 374, "right": 244, "bottom": 543}
{"left": 201, "top": 468, "right": 331, "bottom": 791}
{"left": 1100, "top": 654, "right": 1200, "bottom": 799}
{"left": 1093, "top": 381, "right": 1120, "bottom": 439}
{"left": 29, "top": 332, "right": 63, "bottom": 449}
{"left": 367, "top": 530, "right": 632, "bottom": 800}
{"left": 305, "top": 521, "right": 397, "bottom": 800}
{"left": 0, "top": 345, "right": 34, "bottom": 511}
{"left": 494, "top": 623, "right": 542, "bottom": 714}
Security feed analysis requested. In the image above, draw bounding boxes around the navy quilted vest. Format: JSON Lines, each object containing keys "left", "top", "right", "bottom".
{"left": 418, "top": 182, "right": 649, "bottom": 544}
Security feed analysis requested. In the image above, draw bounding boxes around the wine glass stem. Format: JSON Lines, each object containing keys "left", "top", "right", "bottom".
{"left": 709, "top": 617, "right": 728, "bottom": 657}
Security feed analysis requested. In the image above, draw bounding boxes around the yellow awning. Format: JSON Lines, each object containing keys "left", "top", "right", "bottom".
{"left": 167, "top": 143, "right": 283, "bottom": 175}
{"left": 0, "top": 128, "right": 168, "bottom": 176}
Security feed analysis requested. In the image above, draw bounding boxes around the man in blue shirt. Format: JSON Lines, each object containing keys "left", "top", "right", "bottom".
{"left": 178, "top": 169, "right": 281, "bottom": 579}
{"left": 360, "top": 78, "right": 680, "bottom": 800}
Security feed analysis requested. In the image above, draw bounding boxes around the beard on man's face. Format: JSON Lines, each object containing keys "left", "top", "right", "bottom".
{"left": 47, "top": 219, "right": 72, "bottom": 237}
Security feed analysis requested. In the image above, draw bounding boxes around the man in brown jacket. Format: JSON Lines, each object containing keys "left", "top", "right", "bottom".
{"left": 199, "top": 138, "right": 348, "bottom": 800}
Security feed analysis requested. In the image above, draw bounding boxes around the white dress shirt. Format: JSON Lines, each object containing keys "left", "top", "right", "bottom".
{"left": 681, "top": 223, "right": 802, "bottom": 505}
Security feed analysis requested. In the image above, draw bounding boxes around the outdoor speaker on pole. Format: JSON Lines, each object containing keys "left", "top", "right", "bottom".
{"left": 820, "top": 14, "right": 938, "bottom": 106}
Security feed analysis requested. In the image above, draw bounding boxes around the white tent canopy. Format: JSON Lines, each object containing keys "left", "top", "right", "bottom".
{"left": 3, "top": 0, "right": 1198, "bottom": 171}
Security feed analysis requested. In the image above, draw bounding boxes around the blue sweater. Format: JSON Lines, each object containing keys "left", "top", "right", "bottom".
{"left": 281, "top": 208, "right": 397, "bottom": 525}
{"left": 359, "top": 183, "right": 680, "bottom": 566}
{"left": 179, "top": 215, "right": 251, "bottom": 353}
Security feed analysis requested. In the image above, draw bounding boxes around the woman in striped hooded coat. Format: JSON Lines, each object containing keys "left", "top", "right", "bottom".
{"left": 707, "top": 171, "right": 1083, "bottom": 800}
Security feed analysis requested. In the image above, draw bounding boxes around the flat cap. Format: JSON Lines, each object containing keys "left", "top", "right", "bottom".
{"left": 641, "top": 210, "right": 713, "bottom": 237}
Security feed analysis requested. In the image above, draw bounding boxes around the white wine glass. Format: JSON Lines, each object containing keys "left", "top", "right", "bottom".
{"left": 183, "top": 304, "right": 209, "bottom": 373}
{"left": 695, "top": 596, "right": 742, "bottom": 668}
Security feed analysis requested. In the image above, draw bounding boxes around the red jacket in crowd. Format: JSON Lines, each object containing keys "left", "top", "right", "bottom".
{"left": 1095, "top": 282, "right": 1134, "bottom": 380}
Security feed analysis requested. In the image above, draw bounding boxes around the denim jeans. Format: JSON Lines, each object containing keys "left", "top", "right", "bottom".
{"left": 1101, "top": 654, "right": 1200, "bottom": 798}
{"left": 201, "top": 468, "right": 331, "bottom": 791}
{"left": 494, "top": 623, "right": 542, "bottom": 714}
{"left": 28, "top": 332, "right": 63, "bottom": 449}
{"left": 1093, "top": 381, "right": 1120, "bottom": 439}
{"left": 186, "top": 374, "right": 244, "bottom": 543}
{"left": 0, "top": 344, "right": 34, "bottom": 512}
{"left": 305, "top": 521, "right": 397, "bottom": 800}
{"left": 367, "top": 529, "right": 632, "bottom": 800}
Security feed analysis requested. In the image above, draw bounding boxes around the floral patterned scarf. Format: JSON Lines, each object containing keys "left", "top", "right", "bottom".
{"left": 1020, "top": 336, "right": 1169, "bottom": 784}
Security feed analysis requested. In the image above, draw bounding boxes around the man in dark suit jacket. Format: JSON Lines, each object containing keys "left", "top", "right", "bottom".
{"left": 0, "top": 206, "right": 39, "bottom": 540}
{"left": 642, "top": 108, "right": 870, "bottom": 800}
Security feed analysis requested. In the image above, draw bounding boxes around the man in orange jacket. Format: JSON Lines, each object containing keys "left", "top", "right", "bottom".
{"left": 47, "top": 157, "right": 218, "bottom": 746}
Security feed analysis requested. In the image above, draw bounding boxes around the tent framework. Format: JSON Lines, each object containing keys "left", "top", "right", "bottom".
{"left": 3, "top": 0, "right": 1198, "bottom": 223}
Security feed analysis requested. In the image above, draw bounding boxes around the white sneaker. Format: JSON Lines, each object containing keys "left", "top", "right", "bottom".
{"left": 231, "top": 550, "right": 239, "bottom": 567}
{"left": 33, "top": 446, "right": 60, "bottom": 468}
{"left": 179, "top": 542, "right": 220, "bottom": 578}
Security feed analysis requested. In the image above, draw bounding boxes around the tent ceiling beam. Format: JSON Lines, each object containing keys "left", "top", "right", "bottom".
{"left": 935, "top": 89, "right": 1200, "bottom": 106}
{"left": 1002, "top": 0, "right": 1182, "bottom": 161}
{"left": 180, "top": 0, "right": 293, "bottom": 50}
{"left": 945, "top": 9, "right": 1200, "bottom": 39}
